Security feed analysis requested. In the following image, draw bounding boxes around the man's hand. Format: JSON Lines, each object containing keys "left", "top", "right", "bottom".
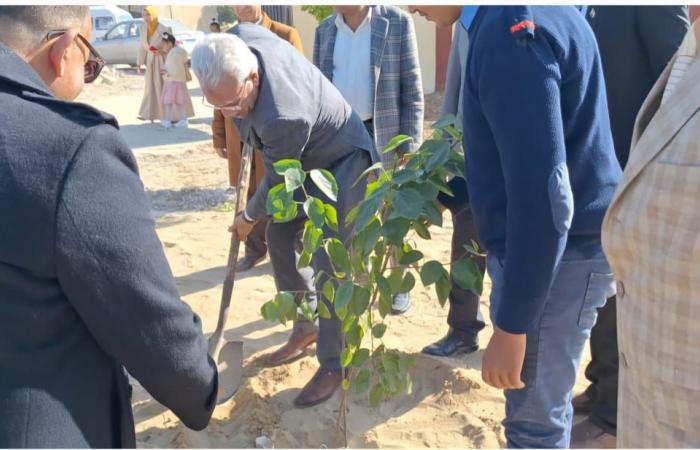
{"left": 214, "top": 147, "right": 228, "bottom": 159}
{"left": 229, "top": 213, "right": 255, "bottom": 241}
{"left": 482, "top": 326, "right": 527, "bottom": 390}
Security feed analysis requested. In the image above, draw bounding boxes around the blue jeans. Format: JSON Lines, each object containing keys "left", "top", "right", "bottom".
{"left": 487, "top": 238, "right": 615, "bottom": 448}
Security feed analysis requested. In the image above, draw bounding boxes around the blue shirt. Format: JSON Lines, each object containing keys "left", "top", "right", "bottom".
{"left": 461, "top": 6, "right": 621, "bottom": 334}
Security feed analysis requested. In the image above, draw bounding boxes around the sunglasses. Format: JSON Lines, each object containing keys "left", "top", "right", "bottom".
{"left": 45, "top": 30, "right": 105, "bottom": 84}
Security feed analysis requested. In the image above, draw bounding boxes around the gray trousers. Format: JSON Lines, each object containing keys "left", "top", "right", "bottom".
{"left": 447, "top": 205, "right": 486, "bottom": 335}
{"left": 266, "top": 149, "right": 371, "bottom": 369}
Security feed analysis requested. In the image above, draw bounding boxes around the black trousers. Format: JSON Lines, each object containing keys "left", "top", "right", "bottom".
{"left": 447, "top": 204, "right": 486, "bottom": 335}
{"left": 584, "top": 295, "right": 618, "bottom": 435}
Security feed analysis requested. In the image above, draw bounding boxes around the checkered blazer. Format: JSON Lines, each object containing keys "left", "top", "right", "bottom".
{"left": 313, "top": 6, "right": 424, "bottom": 165}
{"left": 601, "top": 50, "right": 700, "bottom": 447}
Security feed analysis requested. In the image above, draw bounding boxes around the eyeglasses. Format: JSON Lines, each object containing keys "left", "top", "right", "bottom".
{"left": 201, "top": 78, "right": 251, "bottom": 115}
{"left": 45, "top": 30, "right": 105, "bottom": 84}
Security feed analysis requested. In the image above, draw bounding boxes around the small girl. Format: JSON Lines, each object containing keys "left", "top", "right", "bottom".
{"left": 160, "top": 32, "right": 194, "bottom": 128}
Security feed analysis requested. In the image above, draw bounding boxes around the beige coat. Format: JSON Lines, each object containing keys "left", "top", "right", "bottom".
{"left": 138, "top": 22, "right": 172, "bottom": 121}
{"left": 601, "top": 25, "right": 700, "bottom": 448}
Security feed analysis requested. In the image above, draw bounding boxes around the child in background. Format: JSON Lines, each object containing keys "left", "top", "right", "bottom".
{"left": 160, "top": 32, "right": 194, "bottom": 128}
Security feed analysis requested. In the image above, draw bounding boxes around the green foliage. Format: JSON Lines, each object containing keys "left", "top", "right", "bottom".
{"left": 301, "top": 5, "right": 334, "bottom": 23}
{"left": 216, "top": 6, "right": 237, "bottom": 25}
{"left": 259, "top": 116, "right": 484, "bottom": 417}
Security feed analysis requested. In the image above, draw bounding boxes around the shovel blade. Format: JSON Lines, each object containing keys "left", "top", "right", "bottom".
{"left": 216, "top": 340, "right": 244, "bottom": 404}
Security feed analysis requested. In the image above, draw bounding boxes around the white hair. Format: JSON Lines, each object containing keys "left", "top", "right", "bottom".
{"left": 191, "top": 33, "right": 258, "bottom": 89}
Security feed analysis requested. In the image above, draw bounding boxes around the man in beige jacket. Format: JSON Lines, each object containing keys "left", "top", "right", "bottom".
{"left": 601, "top": 19, "right": 700, "bottom": 447}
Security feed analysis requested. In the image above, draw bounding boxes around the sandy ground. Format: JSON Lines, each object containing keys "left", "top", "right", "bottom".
{"left": 76, "top": 68, "right": 590, "bottom": 448}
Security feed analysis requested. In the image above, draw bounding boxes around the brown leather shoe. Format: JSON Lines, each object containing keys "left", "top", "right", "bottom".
{"left": 571, "top": 418, "right": 616, "bottom": 448}
{"left": 265, "top": 326, "right": 318, "bottom": 367}
{"left": 572, "top": 391, "right": 595, "bottom": 415}
{"left": 293, "top": 368, "right": 342, "bottom": 409}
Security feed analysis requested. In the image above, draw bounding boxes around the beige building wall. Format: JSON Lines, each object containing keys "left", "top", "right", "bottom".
{"left": 291, "top": 6, "right": 436, "bottom": 95}
{"left": 149, "top": 5, "right": 219, "bottom": 32}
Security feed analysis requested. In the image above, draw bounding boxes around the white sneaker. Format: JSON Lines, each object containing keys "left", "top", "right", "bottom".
{"left": 173, "top": 119, "right": 188, "bottom": 129}
{"left": 161, "top": 120, "right": 172, "bottom": 128}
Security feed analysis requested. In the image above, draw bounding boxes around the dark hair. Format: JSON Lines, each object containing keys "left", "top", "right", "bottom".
{"left": 0, "top": 6, "right": 89, "bottom": 50}
{"left": 161, "top": 31, "right": 176, "bottom": 46}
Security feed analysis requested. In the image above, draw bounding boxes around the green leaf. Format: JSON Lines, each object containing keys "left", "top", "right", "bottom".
{"left": 324, "top": 204, "right": 339, "bottom": 232}
{"left": 303, "top": 197, "right": 326, "bottom": 228}
{"left": 369, "top": 383, "right": 384, "bottom": 407}
{"left": 422, "top": 200, "right": 443, "bottom": 227}
{"left": 421, "top": 260, "right": 448, "bottom": 286}
{"left": 334, "top": 281, "right": 354, "bottom": 313}
{"left": 353, "top": 216, "right": 382, "bottom": 257}
{"left": 273, "top": 159, "right": 302, "bottom": 175}
{"left": 309, "top": 169, "right": 338, "bottom": 202}
{"left": 317, "top": 299, "right": 332, "bottom": 320}
{"left": 346, "top": 322, "right": 364, "bottom": 346}
{"left": 399, "top": 271, "right": 416, "bottom": 293}
{"left": 377, "top": 275, "right": 391, "bottom": 297}
{"left": 435, "top": 275, "right": 451, "bottom": 307}
{"left": 342, "top": 379, "right": 350, "bottom": 391}
{"left": 300, "top": 301, "right": 315, "bottom": 322}
{"left": 382, "top": 134, "right": 413, "bottom": 154}
{"left": 381, "top": 218, "right": 411, "bottom": 245}
{"left": 451, "top": 258, "right": 484, "bottom": 296}
{"left": 352, "top": 348, "right": 370, "bottom": 367}
{"left": 378, "top": 293, "right": 392, "bottom": 318}
{"left": 424, "top": 140, "right": 450, "bottom": 172}
{"left": 413, "top": 220, "right": 431, "bottom": 239}
{"left": 432, "top": 114, "right": 457, "bottom": 130}
{"left": 341, "top": 348, "right": 354, "bottom": 368}
{"left": 352, "top": 161, "right": 385, "bottom": 187}
{"left": 284, "top": 167, "right": 306, "bottom": 192}
{"left": 399, "top": 250, "right": 423, "bottom": 265}
{"left": 274, "top": 292, "right": 297, "bottom": 324}
{"left": 322, "top": 280, "right": 335, "bottom": 303}
{"left": 325, "top": 238, "right": 351, "bottom": 276}
{"left": 392, "top": 168, "right": 420, "bottom": 185}
{"left": 387, "top": 268, "right": 404, "bottom": 295}
{"left": 391, "top": 187, "right": 423, "bottom": 220}
{"left": 355, "top": 369, "right": 371, "bottom": 394}
{"left": 296, "top": 250, "right": 312, "bottom": 269}
{"left": 261, "top": 301, "right": 278, "bottom": 322}
{"left": 302, "top": 221, "right": 323, "bottom": 254}
{"left": 366, "top": 173, "right": 391, "bottom": 199}
{"left": 342, "top": 313, "right": 357, "bottom": 333}
{"left": 372, "top": 323, "right": 387, "bottom": 339}
{"left": 266, "top": 183, "right": 298, "bottom": 222}
{"left": 351, "top": 285, "right": 371, "bottom": 316}
{"left": 353, "top": 194, "right": 382, "bottom": 232}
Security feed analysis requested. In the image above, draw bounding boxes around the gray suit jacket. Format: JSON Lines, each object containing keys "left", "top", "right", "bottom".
{"left": 313, "top": 5, "right": 424, "bottom": 160}
{"left": 234, "top": 24, "right": 377, "bottom": 221}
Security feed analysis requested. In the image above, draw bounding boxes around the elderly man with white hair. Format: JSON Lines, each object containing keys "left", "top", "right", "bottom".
{"left": 192, "top": 25, "right": 377, "bottom": 408}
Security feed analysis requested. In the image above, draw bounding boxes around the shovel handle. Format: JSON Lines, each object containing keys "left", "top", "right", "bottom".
{"left": 209, "top": 143, "right": 255, "bottom": 357}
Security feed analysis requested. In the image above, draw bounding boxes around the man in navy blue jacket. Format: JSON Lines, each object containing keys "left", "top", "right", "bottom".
{"left": 410, "top": 6, "right": 621, "bottom": 447}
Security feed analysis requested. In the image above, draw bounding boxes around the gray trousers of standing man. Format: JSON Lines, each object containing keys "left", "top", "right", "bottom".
{"left": 266, "top": 149, "right": 371, "bottom": 369}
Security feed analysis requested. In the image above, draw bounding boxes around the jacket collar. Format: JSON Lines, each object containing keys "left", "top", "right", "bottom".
{"left": 607, "top": 52, "right": 700, "bottom": 213}
{"left": 0, "top": 41, "right": 53, "bottom": 97}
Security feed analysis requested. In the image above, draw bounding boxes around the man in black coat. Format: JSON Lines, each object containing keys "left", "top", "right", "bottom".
{"left": 0, "top": 6, "right": 218, "bottom": 447}
{"left": 571, "top": 6, "right": 689, "bottom": 448}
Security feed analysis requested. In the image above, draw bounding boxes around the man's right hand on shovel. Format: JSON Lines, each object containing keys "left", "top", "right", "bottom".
{"left": 229, "top": 213, "right": 256, "bottom": 241}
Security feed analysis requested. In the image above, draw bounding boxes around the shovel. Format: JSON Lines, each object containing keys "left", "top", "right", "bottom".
{"left": 208, "top": 142, "right": 254, "bottom": 404}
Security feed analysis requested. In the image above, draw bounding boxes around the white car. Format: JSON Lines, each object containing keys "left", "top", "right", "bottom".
{"left": 90, "top": 5, "right": 133, "bottom": 41}
{"left": 92, "top": 18, "right": 204, "bottom": 66}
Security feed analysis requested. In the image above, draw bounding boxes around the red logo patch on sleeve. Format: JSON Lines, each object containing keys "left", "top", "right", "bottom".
{"left": 510, "top": 20, "right": 536, "bottom": 34}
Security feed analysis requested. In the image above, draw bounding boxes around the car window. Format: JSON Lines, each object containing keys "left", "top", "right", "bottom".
{"left": 105, "top": 22, "right": 129, "bottom": 40}
{"left": 94, "top": 16, "right": 115, "bottom": 31}
{"left": 128, "top": 23, "right": 140, "bottom": 38}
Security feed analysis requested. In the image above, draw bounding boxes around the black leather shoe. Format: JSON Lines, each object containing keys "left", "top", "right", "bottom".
{"left": 422, "top": 328, "right": 479, "bottom": 357}
{"left": 236, "top": 254, "right": 265, "bottom": 272}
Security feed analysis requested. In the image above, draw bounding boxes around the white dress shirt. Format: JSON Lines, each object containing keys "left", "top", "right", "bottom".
{"left": 332, "top": 9, "right": 373, "bottom": 122}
